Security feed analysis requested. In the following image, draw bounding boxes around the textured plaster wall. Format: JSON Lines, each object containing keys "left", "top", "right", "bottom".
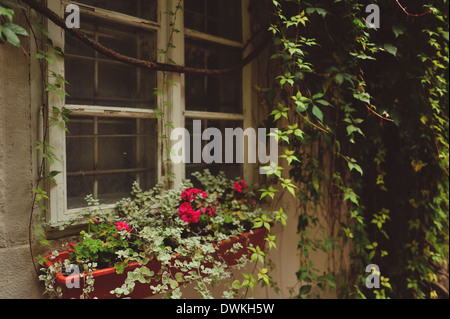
{"left": 0, "top": 11, "right": 42, "bottom": 298}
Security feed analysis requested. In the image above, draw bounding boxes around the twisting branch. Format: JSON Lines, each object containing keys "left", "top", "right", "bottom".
{"left": 395, "top": 0, "right": 432, "bottom": 17}
{"left": 365, "top": 105, "right": 395, "bottom": 122}
{"left": 20, "top": 0, "right": 270, "bottom": 76}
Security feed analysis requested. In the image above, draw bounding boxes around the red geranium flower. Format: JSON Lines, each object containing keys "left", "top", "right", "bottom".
{"left": 115, "top": 221, "right": 131, "bottom": 233}
{"left": 205, "top": 205, "right": 216, "bottom": 217}
{"left": 234, "top": 180, "right": 247, "bottom": 193}
{"left": 181, "top": 188, "right": 208, "bottom": 202}
{"left": 179, "top": 202, "right": 201, "bottom": 224}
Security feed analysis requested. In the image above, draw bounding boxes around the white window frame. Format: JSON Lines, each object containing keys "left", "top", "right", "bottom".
{"left": 45, "top": 0, "right": 254, "bottom": 222}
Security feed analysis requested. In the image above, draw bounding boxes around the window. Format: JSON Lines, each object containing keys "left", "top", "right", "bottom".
{"left": 46, "top": 0, "right": 252, "bottom": 222}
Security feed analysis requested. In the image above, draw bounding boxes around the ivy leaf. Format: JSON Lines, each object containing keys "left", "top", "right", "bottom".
{"left": 315, "top": 99, "right": 331, "bottom": 106}
{"left": 383, "top": 43, "right": 398, "bottom": 57}
{"left": 0, "top": 6, "right": 14, "bottom": 21}
{"left": 0, "top": 22, "right": 28, "bottom": 47}
{"left": 0, "top": 24, "right": 19, "bottom": 47}
{"left": 312, "top": 105, "right": 324, "bottom": 122}
{"left": 295, "top": 100, "right": 308, "bottom": 113}
{"left": 3, "top": 22, "right": 28, "bottom": 37}
{"left": 392, "top": 25, "right": 405, "bottom": 38}
{"left": 348, "top": 161, "right": 363, "bottom": 176}
{"left": 299, "top": 284, "right": 312, "bottom": 295}
{"left": 312, "top": 92, "right": 324, "bottom": 100}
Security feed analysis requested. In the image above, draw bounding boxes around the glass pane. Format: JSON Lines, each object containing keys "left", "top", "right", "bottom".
{"left": 98, "top": 137, "right": 137, "bottom": 170}
{"left": 75, "top": 0, "right": 157, "bottom": 21}
{"left": 66, "top": 116, "right": 157, "bottom": 208}
{"left": 185, "top": 0, "right": 242, "bottom": 42}
{"left": 97, "top": 118, "right": 136, "bottom": 135}
{"left": 185, "top": 39, "right": 242, "bottom": 113}
{"left": 184, "top": 119, "right": 243, "bottom": 182}
{"left": 65, "top": 57, "right": 95, "bottom": 105}
{"left": 97, "top": 173, "right": 137, "bottom": 205}
{"left": 65, "top": 26, "right": 95, "bottom": 57}
{"left": 67, "top": 176, "right": 94, "bottom": 209}
{"left": 65, "top": 18, "right": 157, "bottom": 109}
{"left": 97, "top": 62, "right": 137, "bottom": 106}
{"left": 66, "top": 117, "right": 94, "bottom": 173}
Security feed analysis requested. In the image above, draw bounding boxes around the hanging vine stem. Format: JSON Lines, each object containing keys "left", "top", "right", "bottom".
{"left": 18, "top": 1, "right": 57, "bottom": 276}
{"left": 394, "top": 0, "right": 433, "bottom": 17}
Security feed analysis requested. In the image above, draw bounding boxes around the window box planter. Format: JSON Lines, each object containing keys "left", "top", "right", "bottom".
{"left": 43, "top": 226, "right": 268, "bottom": 299}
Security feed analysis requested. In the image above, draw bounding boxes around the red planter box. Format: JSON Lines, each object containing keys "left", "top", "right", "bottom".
{"left": 43, "top": 227, "right": 268, "bottom": 299}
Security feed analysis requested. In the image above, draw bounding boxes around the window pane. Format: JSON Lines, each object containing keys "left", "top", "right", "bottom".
{"left": 65, "top": 19, "right": 157, "bottom": 109}
{"left": 184, "top": 119, "right": 243, "bottom": 183}
{"left": 66, "top": 116, "right": 157, "bottom": 209}
{"left": 75, "top": 0, "right": 157, "bottom": 21}
{"left": 185, "top": 39, "right": 242, "bottom": 113}
{"left": 67, "top": 176, "right": 94, "bottom": 209}
{"left": 97, "top": 174, "right": 136, "bottom": 205}
{"left": 185, "top": 0, "right": 242, "bottom": 42}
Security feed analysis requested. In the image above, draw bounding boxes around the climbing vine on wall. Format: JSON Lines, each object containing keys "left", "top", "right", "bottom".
{"left": 262, "top": 0, "right": 448, "bottom": 299}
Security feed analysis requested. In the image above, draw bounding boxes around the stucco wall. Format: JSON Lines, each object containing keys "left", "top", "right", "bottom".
{"left": 0, "top": 11, "right": 43, "bottom": 298}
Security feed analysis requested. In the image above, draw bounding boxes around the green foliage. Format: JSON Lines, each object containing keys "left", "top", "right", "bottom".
{"left": 263, "top": 0, "right": 448, "bottom": 299}
{"left": 0, "top": 1, "right": 28, "bottom": 47}
{"left": 42, "top": 170, "right": 282, "bottom": 298}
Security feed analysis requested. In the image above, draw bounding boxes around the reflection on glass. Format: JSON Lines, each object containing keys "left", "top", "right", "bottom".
{"left": 185, "top": 39, "right": 242, "bottom": 113}
{"left": 65, "top": 18, "right": 157, "bottom": 109}
{"left": 66, "top": 116, "right": 157, "bottom": 209}
{"left": 184, "top": 119, "right": 243, "bottom": 183}
{"left": 185, "top": 0, "right": 242, "bottom": 42}
{"left": 74, "top": 0, "right": 157, "bottom": 21}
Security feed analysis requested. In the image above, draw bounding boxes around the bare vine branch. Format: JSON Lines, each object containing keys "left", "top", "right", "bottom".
{"left": 20, "top": 0, "right": 270, "bottom": 76}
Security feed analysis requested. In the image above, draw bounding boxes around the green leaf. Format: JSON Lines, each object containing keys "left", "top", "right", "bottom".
{"left": 0, "top": 24, "right": 19, "bottom": 47}
{"left": 312, "top": 92, "right": 324, "bottom": 100}
{"left": 383, "top": 43, "right": 397, "bottom": 57}
{"left": 312, "top": 105, "right": 324, "bottom": 122}
{"left": 348, "top": 161, "right": 363, "bottom": 176}
{"left": 175, "top": 272, "right": 184, "bottom": 283}
{"left": 295, "top": 100, "right": 308, "bottom": 113}
{"left": 4, "top": 22, "right": 28, "bottom": 37}
{"left": 231, "top": 280, "right": 241, "bottom": 290}
{"left": 392, "top": 25, "right": 405, "bottom": 38}
{"left": 0, "top": 6, "right": 14, "bottom": 21}
{"left": 169, "top": 279, "right": 178, "bottom": 289}
{"left": 299, "top": 284, "right": 312, "bottom": 295}
{"left": 315, "top": 99, "right": 331, "bottom": 106}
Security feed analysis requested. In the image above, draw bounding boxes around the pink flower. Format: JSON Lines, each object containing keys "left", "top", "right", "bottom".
{"left": 234, "top": 180, "right": 247, "bottom": 193}
{"left": 115, "top": 221, "right": 131, "bottom": 233}
{"left": 68, "top": 243, "right": 75, "bottom": 249}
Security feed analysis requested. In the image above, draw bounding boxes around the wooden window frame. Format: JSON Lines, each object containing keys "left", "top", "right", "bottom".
{"left": 45, "top": 0, "right": 254, "bottom": 222}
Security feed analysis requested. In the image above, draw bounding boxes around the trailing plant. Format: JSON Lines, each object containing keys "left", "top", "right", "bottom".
{"left": 40, "top": 170, "right": 284, "bottom": 299}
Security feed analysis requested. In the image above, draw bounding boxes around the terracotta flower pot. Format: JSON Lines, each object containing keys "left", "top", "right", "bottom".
{"left": 43, "top": 227, "right": 268, "bottom": 299}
